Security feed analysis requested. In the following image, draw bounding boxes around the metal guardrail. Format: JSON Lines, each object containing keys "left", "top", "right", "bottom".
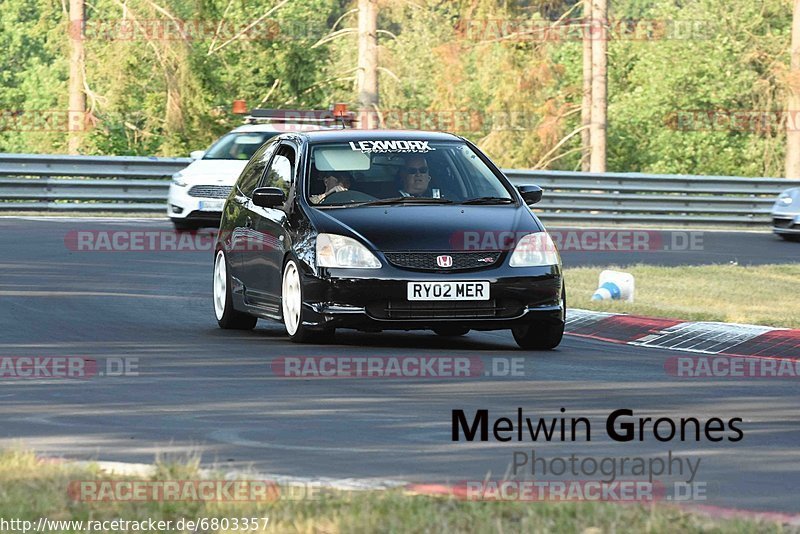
{"left": 505, "top": 170, "right": 798, "bottom": 226}
{"left": 0, "top": 153, "right": 797, "bottom": 226}
{"left": 0, "top": 154, "right": 189, "bottom": 212}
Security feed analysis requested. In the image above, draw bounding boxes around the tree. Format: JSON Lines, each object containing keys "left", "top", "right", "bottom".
{"left": 786, "top": 0, "right": 800, "bottom": 178}
{"left": 581, "top": 0, "right": 592, "bottom": 171}
{"left": 68, "top": 0, "right": 86, "bottom": 154}
{"left": 589, "top": 0, "right": 607, "bottom": 172}
{"left": 357, "top": 0, "right": 379, "bottom": 126}
{"left": 606, "top": 0, "right": 788, "bottom": 177}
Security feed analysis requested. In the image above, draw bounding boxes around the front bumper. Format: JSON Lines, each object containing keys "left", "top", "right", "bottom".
{"left": 771, "top": 213, "right": 800, "bottom": 235}
{"left": 298, "top": 263, "right": 564, "bottom": 331}
{"left": 167, "top": 183, "right": 229, "bottom": 222}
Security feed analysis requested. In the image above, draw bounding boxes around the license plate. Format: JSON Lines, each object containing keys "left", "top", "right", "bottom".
{"left": 407, "top": 281, "right": 490, "bottom": 301}
{"left": 199, "top": 200, "right": 224, "bottom": 211}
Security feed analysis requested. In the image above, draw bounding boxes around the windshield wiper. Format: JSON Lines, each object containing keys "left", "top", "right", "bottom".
{"left": 356, "top": 196, "right": 455, "bottom": 206}
{"left": 459, "top": 196, "right": 514, "bottom": 205}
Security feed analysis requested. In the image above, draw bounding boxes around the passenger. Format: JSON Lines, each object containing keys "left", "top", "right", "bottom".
{"left": 310, "top": 172, "right": 351, "bottom": 204}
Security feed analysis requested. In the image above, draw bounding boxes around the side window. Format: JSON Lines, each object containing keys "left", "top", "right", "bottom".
{"left": 261, "top": 144, "right": 296, "bottom": 196}
{"left": 236, "top": 140, "right": 278, "bottom": 197}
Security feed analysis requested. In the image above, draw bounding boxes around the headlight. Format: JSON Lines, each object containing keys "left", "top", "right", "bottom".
{"left": 172, "top": 173, "right": 188, "bottom": 187}
{"left": 778, "top": 194, "right": 793, "bottom": 206}
{"left": 509, "top": 232, "right": 561, "bottom": 267}
{"left": 316, "top": 233, "right": 381, "bottom": 269}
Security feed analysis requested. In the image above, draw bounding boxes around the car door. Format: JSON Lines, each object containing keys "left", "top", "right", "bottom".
{"left": 239, "top": 142, "right": 298, "bottom": 311}
{"left": 227, "top": 139, "right": 279, "bottom": 275}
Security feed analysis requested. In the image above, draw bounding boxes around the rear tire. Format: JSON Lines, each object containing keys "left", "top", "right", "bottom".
{"left": 433, "top": 327, "right": 470, "bottom": 337}
{"left": 281, "top": 258, "right": 335, "bottom": 344}
{"left": 213, "top": 250, "right": 257, "bottom": 330}
{"left": 512, "top": 283, "right": 566, "bottom": 350}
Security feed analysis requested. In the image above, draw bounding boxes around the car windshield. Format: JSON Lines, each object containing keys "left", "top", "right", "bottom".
{"left": 204, "top": 132, "right": 276, "bottom": 160}
{"left": 306, "top": 140, "right": 514, "bottom": 206}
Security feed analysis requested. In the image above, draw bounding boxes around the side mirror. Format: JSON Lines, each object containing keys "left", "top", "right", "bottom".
{"left": 252, "top": 187, "right": 286, "bottom": 209}
{"left": 189, "top": 150, "right": 206, "bottom": 160}
{"left": 517, "top": 185, "right": 543, "bottom": 205}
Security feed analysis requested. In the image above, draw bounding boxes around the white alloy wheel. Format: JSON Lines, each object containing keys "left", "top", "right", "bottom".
{"left": 282, "top": 260, "right": 302, "bottom": 336}
{"left": 213, "top": 250, "right": 227, "bottom": 321}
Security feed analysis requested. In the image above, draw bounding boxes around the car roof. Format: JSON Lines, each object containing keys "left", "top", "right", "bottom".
{"left": 230, "top": 123, "right": 341, "bottom": 134}
{"left": 229, "top": 124, "right": 284, "bottom": 133}
{"left": 298, "top": 129, "right": 463, "bottom": 144}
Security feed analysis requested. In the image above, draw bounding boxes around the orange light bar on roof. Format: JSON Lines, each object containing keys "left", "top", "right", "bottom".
{"left": 232, "top": 100, "right": 247, "bottom": 114}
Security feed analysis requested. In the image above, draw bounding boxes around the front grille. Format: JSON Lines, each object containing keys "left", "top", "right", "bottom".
{"left": 366, "top": 299, "right": 523, "bottom": 320}
{"left": 188, "top": 185, "right": 233, "bottom": 199}
{"left": 383, "top": 251, "right": 503, "bottom": 271}
{"left": 773, "top": 217, "right": 795, "bottom": 229}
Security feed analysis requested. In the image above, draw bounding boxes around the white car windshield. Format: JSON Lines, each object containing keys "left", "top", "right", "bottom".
{"left": 204, "top": 132, "right": 276, "bottom": 160}
{"left": 307, "top": 141, "right": 514, "bottom": 206}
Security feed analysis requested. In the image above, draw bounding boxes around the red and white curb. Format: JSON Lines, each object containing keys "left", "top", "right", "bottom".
{"left": 566, "top": 309, "right": 800, "bottom": 360}
{"left": 402, "top": 483, "right": 800, "bottom": 526}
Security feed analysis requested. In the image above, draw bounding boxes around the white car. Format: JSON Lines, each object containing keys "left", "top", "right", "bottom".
{"left": 167, "top": 124, "right": 282, "bottom": 230}
{"left": 168, "top": 107, "right": 356, "bottom": 230}
{"left": 772, "top": 187, "right": 800, "bottom": 241}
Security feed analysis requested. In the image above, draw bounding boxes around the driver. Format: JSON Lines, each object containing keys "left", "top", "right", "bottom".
{"left": 310, "top": 172, "right": 351, "bottom": 204}
{"left": 397, "top": 155, "right": 431, "bottom": 197}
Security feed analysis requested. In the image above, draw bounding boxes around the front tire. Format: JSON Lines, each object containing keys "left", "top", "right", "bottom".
{"left": 172, "top": 219, "right": 199, "bottom": 232}
{"left": 281, "top": 258, "right": 334, "bottom": 344}
{"left": 778, "top": 234, "right": 800, "bottom": 242}
{"left": 512, "top": 283, "right": 566, "bottom": 350}
{"left": 213, "top": 250, "right": 257, "bottom": 330}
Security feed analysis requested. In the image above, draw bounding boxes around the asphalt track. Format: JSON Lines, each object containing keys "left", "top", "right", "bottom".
{"left": 0, "top": 218, "right": 798, "bottom": 513}
{"left": 550, "top": 226, "right": 799, "bottom": 267}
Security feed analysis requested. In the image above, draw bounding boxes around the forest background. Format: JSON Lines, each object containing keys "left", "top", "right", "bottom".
{"left": 0, "top": 0, "right": 793, "bottom": 177}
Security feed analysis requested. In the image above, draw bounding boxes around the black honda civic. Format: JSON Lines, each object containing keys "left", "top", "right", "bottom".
{"left": 213, "top": 130, "right": 565, "bottom": 349}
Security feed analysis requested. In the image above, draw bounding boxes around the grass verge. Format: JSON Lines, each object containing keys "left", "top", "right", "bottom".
{"left": 0, "top": 451, "right": 791, "bottom": 533}
{"left": 564, "top": 264, "right": 800, "bottom": 328}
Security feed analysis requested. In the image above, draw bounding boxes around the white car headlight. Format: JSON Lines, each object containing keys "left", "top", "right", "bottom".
{"left": 509, "top": 232, "right": 561, "bottom": 267}
{"left": 172, "top": 173, "right": 188, "bottom": 187}
{"left": 778, "top": 194, "right": 793, "bottom": 206}
{"left": 316, "top": 233, "right": 381, "bottom": 269}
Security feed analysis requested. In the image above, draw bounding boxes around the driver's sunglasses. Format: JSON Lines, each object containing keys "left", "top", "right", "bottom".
{"left": 403, "top": 166, "right": 428, "bottom": 175}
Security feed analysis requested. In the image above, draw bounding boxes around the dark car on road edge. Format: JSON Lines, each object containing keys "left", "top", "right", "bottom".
{"left": 213, "top": 130, "right": 565, "bottom": 350}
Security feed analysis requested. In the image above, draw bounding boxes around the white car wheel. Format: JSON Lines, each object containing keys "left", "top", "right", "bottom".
{"left": 282, "top": 260, "right": 302, "bottom": 336}
{"left": 213, "top": 249, "right": 257, "bottom": 330}
{"left": 213, "top": 250, "right": 227, "bottom": 321}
